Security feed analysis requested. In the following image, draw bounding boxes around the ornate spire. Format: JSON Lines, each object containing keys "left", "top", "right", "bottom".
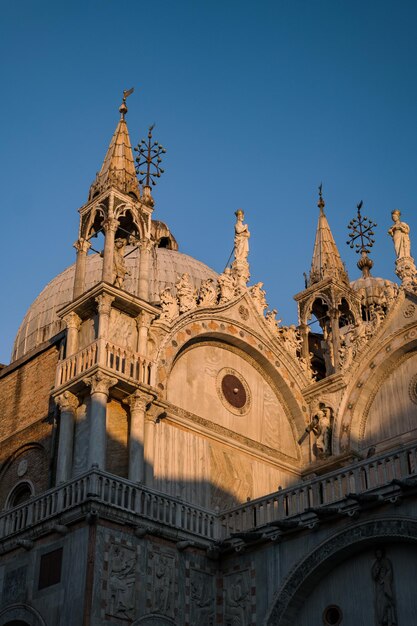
{"left": 89, "top": 89, "right": 140, "bottom": 200}
{"left": 309, "top": 185, "right": 349, "bottom": 285}
{"left": 347, "top": 201, "right": 376, "bottom": 278}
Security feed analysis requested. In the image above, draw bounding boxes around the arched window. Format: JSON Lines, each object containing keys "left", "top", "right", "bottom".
{"left": 5, "top": 481, "right": 33, "bottom": 509}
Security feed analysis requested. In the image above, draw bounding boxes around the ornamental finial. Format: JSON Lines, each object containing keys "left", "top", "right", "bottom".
{"left": 318, "top": 183, "right": 325, "bottom": 213}
{"left": 119, "top": 87, "right": 134, "bottom": 119}
{"left": 347, "top": 200, "right": 377, "bottom": 277}
{"left": 134, "top": 125, "right": 166, "bottom": 205}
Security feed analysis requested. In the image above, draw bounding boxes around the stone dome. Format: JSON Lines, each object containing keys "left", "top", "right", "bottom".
{"left": 350, "top": 274, "right": 398, "bottom": 308}
{"left": 12, "top": 247, "right": 217, "bottom": 362}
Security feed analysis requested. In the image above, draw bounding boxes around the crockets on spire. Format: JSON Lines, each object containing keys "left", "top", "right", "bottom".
{"left": 89, "top": 89, "right": 140, "bottom": 201}
{"left": 309, "top": 185, "right": 349, "bottom": 286}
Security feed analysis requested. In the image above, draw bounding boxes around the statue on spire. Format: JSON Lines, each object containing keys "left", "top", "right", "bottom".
{"left": 388, "top": 209, "right": 411, "bottom": 259}
{"left": 231, "top": 210, "right": 250, "bottom": 291}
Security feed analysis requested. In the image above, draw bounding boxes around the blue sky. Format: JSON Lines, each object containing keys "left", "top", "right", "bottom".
{"left": 1, "top": 0, "right": 417, "bottom": 363}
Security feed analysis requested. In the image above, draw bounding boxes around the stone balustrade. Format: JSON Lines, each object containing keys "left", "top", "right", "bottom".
{"left": 219, "top": 443, "right": 417, "bottom": 536}
{"left": 0, "top": 469, "right": 218, "bottom": 543}
{"left": 55, "top": 339, "right": 154, "bottom": 388}
{"left": 1, "top": 444, "right": 416, "bottom": 546}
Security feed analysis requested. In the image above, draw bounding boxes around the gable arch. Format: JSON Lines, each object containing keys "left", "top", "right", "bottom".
{"left": 335, "top": 328, "right": 417, "bottom": 453}
{"left": 155, "top": 320, "right": 308, "bottom": 444}
{"left": 264, "top": 517, "right": 417, "bottom": 626}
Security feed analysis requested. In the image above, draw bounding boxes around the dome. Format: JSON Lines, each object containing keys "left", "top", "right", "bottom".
{"left": 12, "top": 247, "right": 217, "bottom": 362}
{"left": 350, "top": 274, "right": 398, "bottom": 308}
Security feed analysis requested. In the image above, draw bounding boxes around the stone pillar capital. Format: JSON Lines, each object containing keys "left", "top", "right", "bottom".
{"left": 63, "top": 311, "right": 82, "bottom": 331}
{"left": 73, "top": 237, "right": 91, "bottom": 254}
{"left": 124, "top": 390, "right": 155, "bottom": 413}
{"left": 84, "top": 372, "right": 117, "bottom": 396}
{"left": 102, "top": 216, "right": 120, "bottom": 234}
{"left": 135, "top": 310, "right": 153, "bottom": 330}
{"left": 54, "top": 391, "right": 79, "bottom": 413}
{"left": 95, "top": 293, "right": 115, "bottom": 315}
{"left": 138, "top": 237, "right": 154, "bottom": 254}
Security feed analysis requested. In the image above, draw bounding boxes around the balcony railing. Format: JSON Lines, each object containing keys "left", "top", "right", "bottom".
{"left": 1, "top": 443, "right": 416, "bottom": 545}
{"left": 219, "top": 442, "right": 417, "bottom": 536}
{"left": 0, "top": 469, "right": 218, "bottom": 542}
{"left": 55, "top": 339, "right": 154, "bottom": 388}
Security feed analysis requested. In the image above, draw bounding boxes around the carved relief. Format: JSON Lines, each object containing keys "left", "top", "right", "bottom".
{"left": 2, "top": 566, "right": 27, "bottom": 604}
{"left": 106, "top": 543, "right": 137, "bottom": 620}
{"left": 176, "top": 273, "right": 197, "bottom": 314}
{"left": 198, "top": 278, "right": 218, "bottom": 307}
{"left": 371, "top": 548, "right": 397, "bottom": 626}
{"left": 151, "top": 553, "right": 175, "bottom": 617}
{"left": 159, "top": 288, "right": 179, "bottom": 323}
{"left": 190, "top": 569, "right": 216, "bottom": 625}
{"left": 218, "top": 267, "right": 236, "bottom": 304}
{"left": 224, "top": 570, "right": 252, "bottom": 626}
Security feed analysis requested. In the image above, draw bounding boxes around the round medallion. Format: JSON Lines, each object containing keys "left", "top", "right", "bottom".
{"left": 17, "top": 459, "right": 28, "bottom": 477}
{"left": 217, "top": 368, "right": 251, "bottom": 415}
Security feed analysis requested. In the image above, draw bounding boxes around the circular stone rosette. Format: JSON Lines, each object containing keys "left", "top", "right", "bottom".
{"left": 216, "top": 368, "right": 251, "bottom": 415}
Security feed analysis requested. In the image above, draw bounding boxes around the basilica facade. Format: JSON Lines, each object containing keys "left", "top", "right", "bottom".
{"left": 1, "top": 94, "right": 417, "bottom": 626}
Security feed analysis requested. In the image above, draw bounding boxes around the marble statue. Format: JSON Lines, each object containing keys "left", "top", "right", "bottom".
{"left": 176, "top": 273, "right": 197, "bottom": 314}
{"left": 234, "top": 209, "right": 250, "bottom": 262}
{"left": 113, "top": 238, "right": 130, "bottom": 288}
{"left": 218, "top": 267, "right": 235, "bottom": 304}
{"left": 388, "top": 210, "right": 411, "bottom": 259}
{"left": 312, "top": 406, "right": 333, "bottom": 458}
{"left": 159, "top": 288, "right": 179, "bottom": 323}
{"left": 198, "top": 278, "right": 218, "bottom": 307}
{"left": 250, "top": 282, "right": 267, "bottom": 314}
{"left": 371, "top": 549, "right": 397, "bottom": 626}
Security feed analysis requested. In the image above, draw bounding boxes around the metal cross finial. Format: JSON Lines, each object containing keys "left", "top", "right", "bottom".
{"left": 346, "top": 201, "right": 377, "bottom": 255}
{"left": 134, "top": 124, "right": 166, "bottom": 188}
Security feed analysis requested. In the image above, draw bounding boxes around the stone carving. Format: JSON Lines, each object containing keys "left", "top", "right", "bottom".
{"left": 54, "top": 390, "right": 79, "bottom": 414}
{"left": 2, "top": 566, "right": 27, "bottom": 604}
{"left": 311, "top": 405, "right": 333, "bottom": 458}
{"left": 159, "top": 288, "right": 179, "bottom": 323}
{"left": 113, "top": 237, "right": 130, "bottom": 288}
{"left": 388, "top": 209, "right": 411, "bottom": 259}
{"left": 107, "top": 544, "right": 137, "bottom": 620}
{"left": 152, "top": 554, "right": 175, "bottom": 616}
{"left": 190, "top": 569, "right": 215, "bottom": 625}
{"left": 232, "top": 210, "right": 250, "bottom": 289}
{"left": 224, "top": 570, "right": 251, "bottom": 626}
{"left": 279, "top": 325, "right": 302, "bottom": 358}
{"left": 267, "top": 519, "right": 417, "bottom": 626}
{"left": 384, "top": 281, "right": 398, "bottom": 307}
{"left": 265, "top": 309, "right": 282, "bottom": 332}
{"left": 371, "top": 548, "right": 397, "bottom": 626}
{"left": 176, "top": 273, "right": 197, "bottom": 314}
{"left": 250, "top": 282, "right": 267, "bottom": 315}
{"left": 218, "top": 267, "right": 236, "bottom": 304}
{"left": 84, "top": 372, "right": 118, "bottom": 396}
{"left": 198, "top": 278, "right": 218, "bottom": 307}
{"left": 233, "top": 209, "right": 250, "bottom": 263}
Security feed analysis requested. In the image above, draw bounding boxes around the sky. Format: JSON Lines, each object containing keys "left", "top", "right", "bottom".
{"left": 1, "top": 0, "right": 417, "bottom": 364}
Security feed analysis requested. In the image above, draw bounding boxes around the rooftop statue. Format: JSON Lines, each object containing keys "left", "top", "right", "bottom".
{"left": 234, "top": 209, "right": 250, "bottom": 263}
{"left": 388, "top": 209, "right": 411, "bottom": 259}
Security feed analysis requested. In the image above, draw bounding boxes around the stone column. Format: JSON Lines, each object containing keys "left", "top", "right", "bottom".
{"left": 73, "top": 238, "right": 91, "bottom": 299}
{"left": 54, "top": 391, "right": 79, "bottom": 484}
{"left": 96, "top": 293, "right": 114, "bottom": 339}
{"left": 102, "top": 216, "right": 119, "bottom": 284}
{"left": 63, "top": 312, "right": 81, "bottom": 357}
{"left": 329, "top": 307, "right": 341, "bottom": 374}
{"left": 84, "top": 372, "right": 117, "bottom": 470}
{"left": 138, "top": 238, "right": 154, "bottom": 301}
{"left": 136, "top": 311, "right": 153, "bottom": 356}
{"left": 144, "top": 410, "right": 159, "bottom": 485}
{"left": 125, "top": 391, "right": 154, "bottom": 483}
